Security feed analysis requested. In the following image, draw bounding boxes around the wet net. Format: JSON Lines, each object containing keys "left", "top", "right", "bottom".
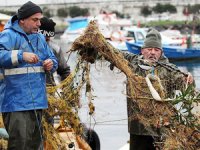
{"left": 70, "top": 20, "right": 200, "bottom": 149}
{"left": 0, "top": 62, "right": 93, "bottom": 150}
{"left": 43, "top": 62, "right": 93, "bottom": 150}
{"left": 0, "top": 20, "right": 199, "bottom": 150}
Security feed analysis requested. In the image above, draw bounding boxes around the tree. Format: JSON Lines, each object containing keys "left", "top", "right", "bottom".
{"left": 152, "top": 3, "right": 177, "bottom": 14}
{"left": 164, "top": 3, "right": 177, "bottom": 13}
{"left": 140, "top": 5, "right": 152, "bottom": 17}
{"left": 43, "top": 7, "right": 52, "bottom": 18}
{"left": 152, "top": 3, "right": 165, "bottom": 14}
{"left": 81, "top": 8, "right": 89, "bottom": 16}
{"left": 57, "top": 8, "right": 68, "bottom": 18}
{"left": 191, "top": 4, "right": 200, "bottom": 14}
{"left": 69, "top": 6, "right": 89, "bottom": 18}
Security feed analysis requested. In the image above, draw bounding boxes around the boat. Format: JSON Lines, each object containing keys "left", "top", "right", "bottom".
{"left": 60, "top": 14, "right": 131, "bottom": 50}
{"left": 126, "top": 41, "right": 200, "bottom": 60}
{"left": 60, "top": 17, "right": 89, "bottom": 43}
{"left": 123, "top": 27, "right": 184, "bottom": 47}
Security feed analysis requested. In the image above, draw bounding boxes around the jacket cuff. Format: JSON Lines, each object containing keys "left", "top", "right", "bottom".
{"left": 50, "top": 59, "right": 58, "bottom": 73}
{"left": 17, "top": 50, "right": 24, "bottom": 64}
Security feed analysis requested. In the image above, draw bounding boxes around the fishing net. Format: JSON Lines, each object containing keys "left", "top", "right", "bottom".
{"left": 43, "top": 62, "right": 92, "bottom": 150}
{"left": 70, "top": 20, "right": 200, "bottom": 149}
{"left": 0, "top": 62, "right": 92, "bottom": 150}
{"left": 128, "top": 75, "right": 165, "bottom": 100}
{"left": 0, "top": 20, "right": 199, "bottom": 150}
{"left": 0, "top": 115, "right": 7, "bottom": 150}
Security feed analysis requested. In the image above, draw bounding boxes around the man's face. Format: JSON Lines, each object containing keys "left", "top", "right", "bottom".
{"left": 20, "top": 13, "right": 42, "bottom": 34}
{"left": 141, "top": 47, "right": 162, "bottom": 64}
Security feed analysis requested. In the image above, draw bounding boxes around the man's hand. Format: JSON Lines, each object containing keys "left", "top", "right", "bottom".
{"left": 184, "top": 72, "right": 194, "bottom": 84}
{"left": 23, "top": 52, "right": 39, "bottom": 64}
{"left": 43, "top": 59, "right": 53, "bottom": 71}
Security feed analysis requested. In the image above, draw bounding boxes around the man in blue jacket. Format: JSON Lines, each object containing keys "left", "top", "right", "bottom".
{"left": 0, "top": 1, "right": 58, "bottom": 150}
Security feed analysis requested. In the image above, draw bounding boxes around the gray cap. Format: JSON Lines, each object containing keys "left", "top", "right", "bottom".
{"left": 142, "top": 28, "right": 162, "bottom": 50}
{"left": 17, "top": 1, "right": 42, "bottom": 20}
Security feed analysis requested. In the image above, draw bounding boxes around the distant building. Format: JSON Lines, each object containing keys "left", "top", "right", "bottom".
{"left": 0, "top": 0, "right": 200, "bottom": 22}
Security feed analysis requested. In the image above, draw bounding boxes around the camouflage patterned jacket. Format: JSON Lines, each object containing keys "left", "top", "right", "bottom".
{"left": 123, "top": 52, "right": 185, "bottom": 136}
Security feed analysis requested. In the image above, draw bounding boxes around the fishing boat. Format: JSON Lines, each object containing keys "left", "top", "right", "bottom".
{"left": 126, "top": 41, "right": 200, "bottom": 60}
{"left": 60, "top": 17, "right": 89, "bottom": 43}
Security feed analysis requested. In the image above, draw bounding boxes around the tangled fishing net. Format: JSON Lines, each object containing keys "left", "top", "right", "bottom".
{"left": 43, "top": 62, "right": 93, "bottom": 150}
{"left": 0, "top": 62, "right": 93, "bottom": 150}
{"left": 0, "top": 20, "right": 199, "bottom": 150}
{"left": 0, "top": 115, "right": 7, "bottom": 150}
{"left": 70, "top": 20, "right": 200, "bottom": 149}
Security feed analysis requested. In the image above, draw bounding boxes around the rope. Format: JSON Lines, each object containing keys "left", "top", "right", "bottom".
{"left": 83, "top": 118, "right": 128, "bottom": 126}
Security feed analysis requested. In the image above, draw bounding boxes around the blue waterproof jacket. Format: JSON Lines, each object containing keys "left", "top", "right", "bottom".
{"left": 0, "top": 15, "right": 58, "bottom": 112}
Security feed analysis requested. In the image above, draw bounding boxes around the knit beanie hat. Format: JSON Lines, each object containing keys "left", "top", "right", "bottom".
{"left": 142, "top": 28, "right": 162, "bottom": 50}
{"left": 17, "top": 1, "right": 42, "bottom": 20}
{"left": 39, "top": 17, "right": 56, "bottom": 37}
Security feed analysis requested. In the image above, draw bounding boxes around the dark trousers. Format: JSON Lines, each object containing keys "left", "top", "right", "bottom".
{"left": 130, "top": 134, "right": 156, "bottom": 150}
{"left": 2, "top": 110, "right": 43, "bottom": 150}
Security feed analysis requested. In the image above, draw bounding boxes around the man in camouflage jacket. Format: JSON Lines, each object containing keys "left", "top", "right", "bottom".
{"left": 122, "top": 28, "right": 193, "bottom": 150}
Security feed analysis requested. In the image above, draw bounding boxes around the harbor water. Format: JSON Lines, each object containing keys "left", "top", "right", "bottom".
{"left": 59, "top": 40, "right": 200, "bottom": 150}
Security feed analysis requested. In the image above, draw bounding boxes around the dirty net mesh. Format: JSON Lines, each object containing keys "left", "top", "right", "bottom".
{"left": 68, "top": 20, "right": 199, "bottom": 149}
{"left": 130, "top": 75, "right": 183, "bottom": 100}
{"left": 126, "top": 75, "right": 200, "bottom": 149}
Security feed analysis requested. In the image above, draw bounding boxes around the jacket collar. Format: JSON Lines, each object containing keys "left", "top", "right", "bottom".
{"left": 4, "top": 15, "right": 28, "bottom": 36}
